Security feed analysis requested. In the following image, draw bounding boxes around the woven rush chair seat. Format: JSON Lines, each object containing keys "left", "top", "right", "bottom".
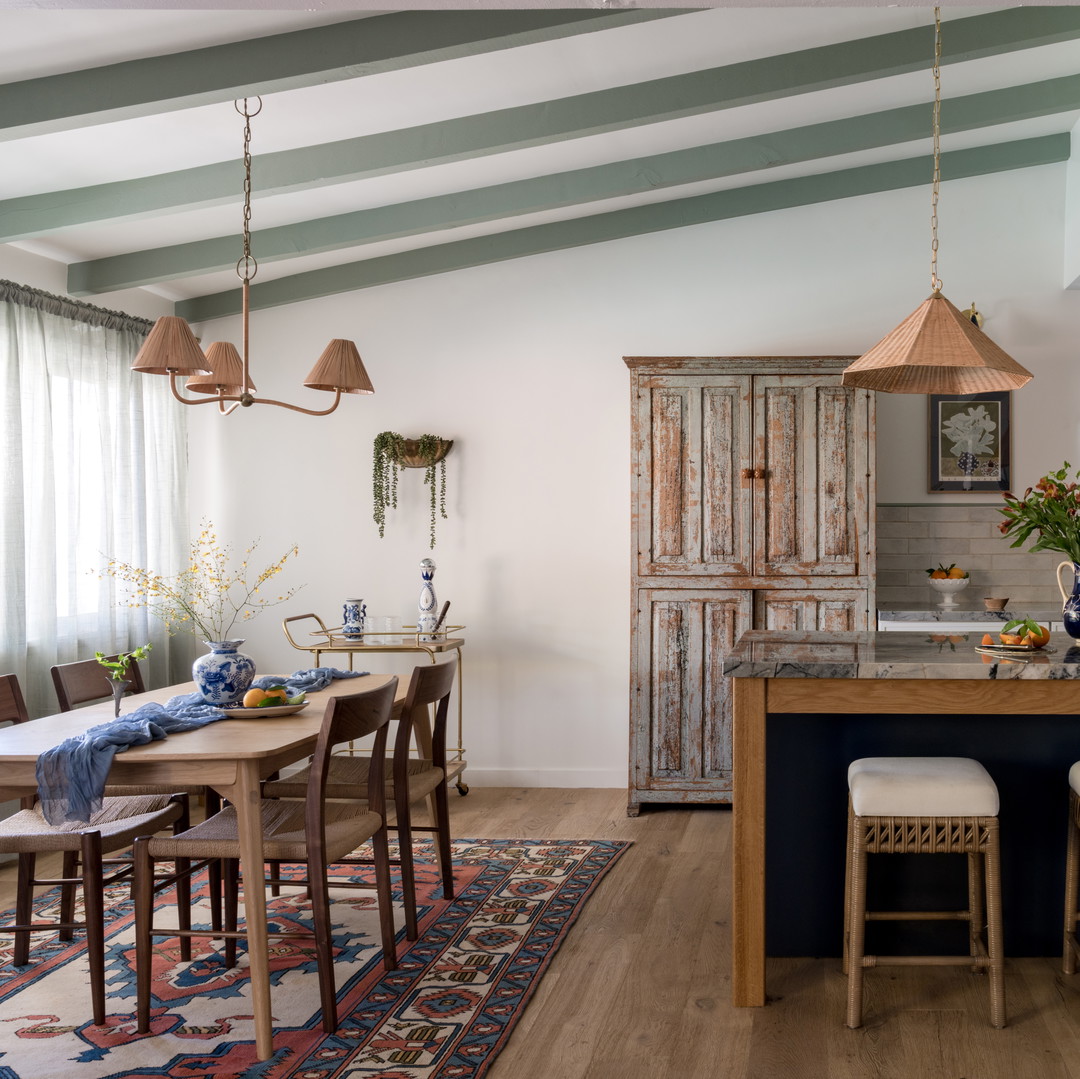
{"left": 262, "top": 658, "right": 457, "bottom": 941}
{"left": 0, "top": 796, "right": 186, "bottom": 852}
{"left": 844, "top": 756, "right": 1005, "bottom": 1030}
{"left": 267, "top": 755, "right": 443, "bottom": 803}
{"left": 0, "top": 675, "right": 188, "bottom": 1030}
{"left": 1062, "top": 762, "right": 1080, "bottom": 974}
{"left": 133, "top": 678, "right": 400, "bottom": 1036}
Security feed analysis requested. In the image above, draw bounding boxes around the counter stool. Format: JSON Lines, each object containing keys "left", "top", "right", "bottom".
{"left": 844, "top": 756, "right": 1005, "bottom": 1029}
{"left": 1062, "top": 762, "right": 1080, "bottom": 973}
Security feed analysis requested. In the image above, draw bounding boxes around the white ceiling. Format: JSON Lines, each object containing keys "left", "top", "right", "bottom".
{"left": 2, "top": 4, "right": 1079, "bottom": 317}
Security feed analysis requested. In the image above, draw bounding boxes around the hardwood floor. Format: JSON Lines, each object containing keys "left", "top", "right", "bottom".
{"left": 3, "top": 787, "right": 1080, "bottom": 1076}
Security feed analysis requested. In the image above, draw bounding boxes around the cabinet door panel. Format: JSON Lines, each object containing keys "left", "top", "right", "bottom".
{"left": 635, "top": 376, "right": 752, "bottom": 576}
{"left": 633, "top": 589, "right": 750, "bottom": 791}
{"left": 757, "top": 589, "right": 868, "bottom": 632}
{"left": 754, "top": 376, "right": 865, "bottom": 577}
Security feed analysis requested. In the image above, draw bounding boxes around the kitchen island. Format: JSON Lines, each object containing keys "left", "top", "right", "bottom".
{"left": 722, "top": 628, "right": 1080, "bottom": 1008}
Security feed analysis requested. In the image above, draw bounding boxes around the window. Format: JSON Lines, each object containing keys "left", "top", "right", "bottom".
{"left": 0, "top": 281, "right": 190, "bottom": 717}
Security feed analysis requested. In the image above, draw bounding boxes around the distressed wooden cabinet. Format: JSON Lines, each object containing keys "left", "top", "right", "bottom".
{"left": 626, "top": 357, "right": 875, "bottom": 814}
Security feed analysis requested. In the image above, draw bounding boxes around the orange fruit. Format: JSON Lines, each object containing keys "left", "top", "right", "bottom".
{"left": 999, "top": 633, "right": 1022, "bottom": 645}
{"left": 930, "top": 570, "right": 947, "bottom": 579}
{"left": 243, "top": 687, "right": 268, "bottom": 707}
{"left": 1021, "top": 625, "right": 1051, "bottom": 648}
{"left": 947, "top": 567, "right": 966, "bottom": 579}
{"left": 981, "top": 633, "right": 994, "bottom": 646}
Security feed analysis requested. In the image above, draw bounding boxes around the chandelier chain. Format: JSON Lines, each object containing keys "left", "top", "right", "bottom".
{"left": 237, "top": 97, "right": 261, "bottom": 284}
{"left": 930, "top": 8, "right": 942, "bottom": 293}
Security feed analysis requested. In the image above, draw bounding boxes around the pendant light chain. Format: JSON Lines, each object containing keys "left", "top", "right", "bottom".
{"left": 930, "top": 8, "right": 942, "bottom": 294}
{"left": 236, "top": 97, "right": 262, "bottom": 285}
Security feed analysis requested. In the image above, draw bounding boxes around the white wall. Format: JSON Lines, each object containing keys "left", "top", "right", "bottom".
{"left": 6, "top": 162, "right": 1079, "bottom": 788}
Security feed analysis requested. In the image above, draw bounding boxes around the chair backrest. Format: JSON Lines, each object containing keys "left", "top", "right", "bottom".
{"left": 0, "top": 674, "right": 29, "bottom": 726}
{"left": 51, "top": 655, "right": 146, "bottom": 712}
{"left": 397, "top": 658, "right": 457, "bottom": 769}
{"left": 305, "top": 677, "right": 399, "bottom": 850}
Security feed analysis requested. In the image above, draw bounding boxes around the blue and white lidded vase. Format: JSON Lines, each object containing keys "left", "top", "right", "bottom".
{"left": 418, "top": 559, "right": 437, "bottom": 640}
{"left": 343, "top": 598, "right": 367, "bottom": 640}
{"left": 192, "top": 640, "right": 256, "bottom": 705}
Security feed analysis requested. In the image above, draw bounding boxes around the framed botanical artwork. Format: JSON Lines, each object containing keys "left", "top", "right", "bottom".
{"left": 928, "top": 390, "right": 1011, "bottom": 493}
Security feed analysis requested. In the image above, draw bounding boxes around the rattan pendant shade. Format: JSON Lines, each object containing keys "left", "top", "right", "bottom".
{"left": 841, "top": 291, "right": 1034, "bottom": 394}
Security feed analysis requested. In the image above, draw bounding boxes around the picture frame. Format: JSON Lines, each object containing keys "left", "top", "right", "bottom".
{"left": 928, "top": 390, "right": 1011, "bottom": 493}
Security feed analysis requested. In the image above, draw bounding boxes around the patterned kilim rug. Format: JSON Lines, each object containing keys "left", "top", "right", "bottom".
{"left": 0, "top": 838, "right": 628, "bottom": 1079}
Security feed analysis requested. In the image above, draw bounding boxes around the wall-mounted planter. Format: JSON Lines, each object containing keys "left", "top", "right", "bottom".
{"left": 395, "top": 438, "right": 453, "bottom": 469}
{"left": 373, "top": 431, "right": 453, "bottom": 549}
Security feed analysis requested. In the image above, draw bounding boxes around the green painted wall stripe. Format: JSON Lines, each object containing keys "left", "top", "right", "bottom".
{"left": 8, "top": 7, "right": 1080, "bottom": 242}
{"left": 176, "top": 134, "right": 1069, "bottom": 323}
{"left": 68, "top": 74, "right": 1080, "bottom": 295}
{"left": 0, "top": 9, "right": 677, "bottom": 138}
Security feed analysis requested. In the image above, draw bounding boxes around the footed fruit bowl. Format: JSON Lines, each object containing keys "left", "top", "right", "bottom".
{"left": 929, "top": 576, "right": 970, "bottom": 607}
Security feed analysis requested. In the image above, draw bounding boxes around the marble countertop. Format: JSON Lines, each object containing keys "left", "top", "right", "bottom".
{"left": 722, "top": 629, "right": 1080, "bottom": 680}
{"left": 878, "top": 606, "right": 1061, "bottom": 623}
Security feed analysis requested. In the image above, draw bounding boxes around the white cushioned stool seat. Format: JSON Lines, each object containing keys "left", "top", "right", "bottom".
{"left": 1068, "top": 760, "right": 1080, "bottom": 797}
{"left": 849, "top": 756, "right": 999, "bottom": 818}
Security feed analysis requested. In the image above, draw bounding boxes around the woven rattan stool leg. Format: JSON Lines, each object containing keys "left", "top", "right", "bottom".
{"left": 846, "top": 814, "right": 869, "bottom": 1029}
{"left": 1065, "top": 789, "right": 1080, "bottom": 975}
{"left": 984, "top": 821, "right": 1006, "bottom": 1029}
{"left": 966, "top": 850, "right": 984, "bottom": 971}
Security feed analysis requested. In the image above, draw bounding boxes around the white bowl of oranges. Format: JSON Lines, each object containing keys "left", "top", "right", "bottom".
{"left": 926, "top": 563, "right": 969, "bottom": 607}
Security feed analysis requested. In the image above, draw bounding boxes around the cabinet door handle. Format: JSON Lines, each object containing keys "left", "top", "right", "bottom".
{"left": 754, "top": 468, "right": 766, "bottom": 480}
{"left": 741, "top": 468, "right": 754, "bottom": 479}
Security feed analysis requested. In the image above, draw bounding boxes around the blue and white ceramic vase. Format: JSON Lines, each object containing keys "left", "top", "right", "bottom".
{"left": 1057, "top": 561, "right": 1080, "bottom": 639}
{"left": 192, "top": 640, "right": 256, "bottom": 705}
{"left": 418, "top": 558, "right": 437, "bottom": 639}
{"left": 343, "top": 598, "right": 367, "bottom": 640}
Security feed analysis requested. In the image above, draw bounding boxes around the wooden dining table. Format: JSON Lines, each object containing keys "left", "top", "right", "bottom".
{"left": 0, "top": 673, "right": 401, "bottom": 1061}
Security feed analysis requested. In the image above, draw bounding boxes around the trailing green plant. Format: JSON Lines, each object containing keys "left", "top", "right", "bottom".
{"left": 95, "top": 643, "right": 152, "bottom": 683}
{"left": 373, "top": 431, "right": 405, "bottom": 539}
{"left": 372, "top": 431, "right": 450, "bottom": 548}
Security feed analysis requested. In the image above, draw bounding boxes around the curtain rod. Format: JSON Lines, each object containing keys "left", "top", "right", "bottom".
{"left": 0, "top": 279, "right": 155, "bottom": 335}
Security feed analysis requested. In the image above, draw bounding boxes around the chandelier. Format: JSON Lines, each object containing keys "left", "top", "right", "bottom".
{"left": 841, "top": 10, "right": 1032, "bottom": 395}
{"left": 131, "top": 98, "right": 373, "bottom": 416}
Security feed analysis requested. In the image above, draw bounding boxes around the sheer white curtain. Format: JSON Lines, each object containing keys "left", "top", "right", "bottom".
{"left": 0, "top": 282, "right": 192, "bottom": 718}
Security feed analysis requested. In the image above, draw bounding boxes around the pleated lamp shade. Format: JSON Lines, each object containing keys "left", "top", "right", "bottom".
{"left": 303, "top": 339, "right": 374, "bottom": 394}
{"left": 841, "top": 291, "right": 1034, "bottom": 394}
{"left": 185, "top": 342, "right": 255, "bottom": 395}
{"left": 132, "top": 316, "right": 210, "bottom": 376}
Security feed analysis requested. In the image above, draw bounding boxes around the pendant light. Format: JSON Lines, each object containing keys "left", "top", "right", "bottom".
{"left": 841, "top": 9, "right": 1033, "bottom": 395}
{"left": 131, "top": 98, "right": 374, "bottom": 416}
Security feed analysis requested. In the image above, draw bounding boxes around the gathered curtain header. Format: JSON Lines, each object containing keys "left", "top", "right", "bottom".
{"left": 0, "top": 279, "right": 155, "bottom": 336}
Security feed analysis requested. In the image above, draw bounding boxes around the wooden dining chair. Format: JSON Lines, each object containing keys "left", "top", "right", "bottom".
{"left": 51, "top": 655, "right": 145, "bottom": 711}
{"left": 0, "top": 672, "right": 190, "bottom": 1026}
{"left": 132, "top": 677, "right": 400, "bottom": 1035}
{"left": 263, "top": 658, "right": 458, "bottom": 939}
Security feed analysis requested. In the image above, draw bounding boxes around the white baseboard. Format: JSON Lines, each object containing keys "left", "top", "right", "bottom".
{"left": 456, "top": 767, "right": 624, "bottom": 788}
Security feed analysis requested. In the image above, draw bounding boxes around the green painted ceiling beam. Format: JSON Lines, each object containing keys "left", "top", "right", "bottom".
{"left": 8, "top": 6, "right": 1079, "bottom": 242}
{"left": 176, "top": 134, "right": 1068, "bottom": 323}
{"left": 0, "top": 9, "right": 678, "bottom": 140}
{"left": 68, "top": 74, "right": 1080, "bottom": 295}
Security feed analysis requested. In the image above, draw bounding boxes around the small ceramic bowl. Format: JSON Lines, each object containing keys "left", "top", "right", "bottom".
{"left": 928, "top": 576, "right": 969, "bottom": 607}
{"left": 983, "top": 597, "right": 1009, "bottom": 611}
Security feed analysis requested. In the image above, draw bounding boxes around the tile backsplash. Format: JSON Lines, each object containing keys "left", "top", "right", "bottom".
{"left": 876, "top": 504, "right": 1064, "bottom": 608}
